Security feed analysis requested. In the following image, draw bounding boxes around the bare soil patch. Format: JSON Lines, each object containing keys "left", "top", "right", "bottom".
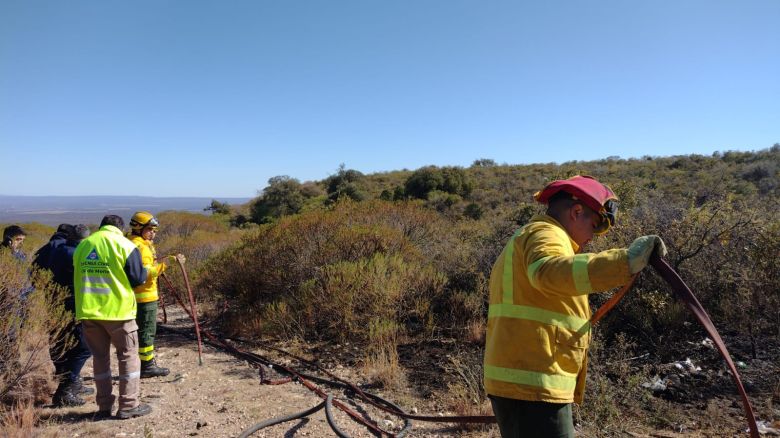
{"left": 32, "top": 307, "right": 779, "bottom": 437}
{"left": 34, "top": 308, "right": 494, "bottom": 437}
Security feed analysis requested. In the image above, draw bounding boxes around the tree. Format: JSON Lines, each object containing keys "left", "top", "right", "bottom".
{"left": 324, "top": 165, "right": 366, "bottom": 203}
{"left": 471, "top": 158, "right": 497, "bottom": 167}
{"left": 250, "top": 176, "right": 306, "bottom": 223}
{"left": 204, "top": 199, "right": 231, "bottom": 215}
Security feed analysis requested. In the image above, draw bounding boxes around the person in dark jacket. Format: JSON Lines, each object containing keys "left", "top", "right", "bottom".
{"left": 33, "top": 224, "right": 74, "bottom": 270}
{"left": 49, "top": 224, "right": 94, "bottom": 407}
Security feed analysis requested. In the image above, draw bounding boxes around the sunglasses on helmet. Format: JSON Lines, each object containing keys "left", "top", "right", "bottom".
{"left": 593, "top": 199, "right": 618, "bottom": 235}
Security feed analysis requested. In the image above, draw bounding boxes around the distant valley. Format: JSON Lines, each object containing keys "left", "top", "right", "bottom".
{"left": 0, "top": 195, "right": 250, "bottom": 226}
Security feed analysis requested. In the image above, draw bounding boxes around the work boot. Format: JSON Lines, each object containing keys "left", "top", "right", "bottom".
{"left": 140, "top": 358, "right": 170, "bottom": 378}
{"left": 116, "top": 403, "right": 152, "bottom": 419}
{"left": 91, "top": 410, "right": 112, "bottom": 421}
{"left": 51, "top": 380, "right": 86, "bottom": 407}
{"left": 74, "top": 375, "right": 95, "bottom": 395}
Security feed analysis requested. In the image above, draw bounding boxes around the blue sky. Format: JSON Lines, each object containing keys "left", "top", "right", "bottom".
{"left": 1, "top": 1, "right": 778, "bottom": 197}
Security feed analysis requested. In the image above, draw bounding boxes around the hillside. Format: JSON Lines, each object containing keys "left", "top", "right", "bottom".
{"left": 1, "top": 147, "right": 779, "bottom": 436}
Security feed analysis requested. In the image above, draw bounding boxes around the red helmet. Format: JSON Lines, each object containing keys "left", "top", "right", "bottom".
{"left": 534, "top": 175, "right": 618, "bottom": 235}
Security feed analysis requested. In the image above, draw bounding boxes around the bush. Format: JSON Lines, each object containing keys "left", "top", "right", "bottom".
{"left": 404, "top": 166, "right": 444, "bottom": 199}
{"left": 0, "top": 251, "right": 71, "bottom": 406}
{"left": 403, "top": 166, "right": 473, "bottom": 200}
{"left": 463, "top": 202, "right": 483, "bottom": 220}
{"left": 200, "top": 200, "right": 486, "bottom": 342}
{"left": 154, "top": 211, "right": 245, "bottom": 304}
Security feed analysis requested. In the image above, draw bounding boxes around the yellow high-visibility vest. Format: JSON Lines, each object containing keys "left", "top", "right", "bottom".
{"left": 74, "top": 225, "right": 143, "bottom": 321}
{"left": 484, "top": 214, "right": 631, "bottom": 404}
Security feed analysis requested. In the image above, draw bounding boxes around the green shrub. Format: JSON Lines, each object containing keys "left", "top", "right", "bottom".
{"left": 404, "top": 166, "right": 473, "bottom": 200}
{"left": 200, "top": 200, "right": 486, "bottom": 342}
{"left": 404, "top": 166, "right": 444, "bottom": 199}
{"left": 250, "top": 176, "right": 309, "bottom": 223}
{"left": 463, "top": 202, "right": 483, "bottom": 220}
{"left": 324, "top": 165, "right": 367, "bottom": 203}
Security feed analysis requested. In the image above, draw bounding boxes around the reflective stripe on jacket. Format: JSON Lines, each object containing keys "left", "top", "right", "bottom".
{"left": 484, "top": 214, "right": 631, "bottom": 404}
{"left": 129, "top": 235, "right": 165, "bottom": 303}
{"left": 74, "top": 225, "right": 147, "bottom": 321}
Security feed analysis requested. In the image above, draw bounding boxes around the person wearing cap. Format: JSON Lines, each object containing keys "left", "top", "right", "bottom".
{"left": 483, "top": 175, "right": 667, "bottom": 438}
{"left": 74, "top": 215, "right": 151, "bottom": 419}
{"left": 127, "top": 211, "right": 184, "bottom": 378}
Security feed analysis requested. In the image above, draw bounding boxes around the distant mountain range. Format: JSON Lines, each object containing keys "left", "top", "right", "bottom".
{"left": 0, "top": 195, "right": 251, "bottom": 226}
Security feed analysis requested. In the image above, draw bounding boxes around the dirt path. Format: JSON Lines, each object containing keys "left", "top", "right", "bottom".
{"left": 34, "top": 307, "right": 774, "bottom": 437}
{"left": 35, "top": 308, "right": 494, "bottom": 438}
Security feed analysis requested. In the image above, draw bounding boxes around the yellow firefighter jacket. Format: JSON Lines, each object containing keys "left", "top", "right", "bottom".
{"left": 129, "top": 235, "right": 166, "bottom": 303}
{"left": 484, "top": 214, "right": 631, "bottom": 404}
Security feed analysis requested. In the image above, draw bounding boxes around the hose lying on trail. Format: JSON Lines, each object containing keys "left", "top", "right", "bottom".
{"left": 160, "top": 256, "right": 760, "bottom": 437}
{"left": 236, "top": 401, "right": 325, "bottom": 438}
{"left": 159, "top": 274, "right": 411, "bottom": 437}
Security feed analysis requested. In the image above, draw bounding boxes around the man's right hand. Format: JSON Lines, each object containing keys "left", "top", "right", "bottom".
{"left": 628, "top": 235, "right": 667, "bottom": 274}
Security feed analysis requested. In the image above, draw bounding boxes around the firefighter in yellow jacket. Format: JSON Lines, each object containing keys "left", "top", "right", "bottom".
{"left": 128, "top": 212, "right": 184, "bottom": 378}
{"left": 484, "top": 176, "right": 667, "bottom": 437}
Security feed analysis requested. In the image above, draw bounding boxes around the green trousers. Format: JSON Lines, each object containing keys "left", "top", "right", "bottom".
{"left": 489, "top": 395, "right": 574, "bottom": 438}
{"left": 136, "top": 301, "right": 158, "bottom": 362}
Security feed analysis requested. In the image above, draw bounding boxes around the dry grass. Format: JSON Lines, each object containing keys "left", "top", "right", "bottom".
{"left": 439, "top": 349, "right": 493, "bottom": 433}
{"left": 0, "top": 402, "right": 36, "bottom": 437}
{"left": 363, "top": 319, "right": 405, "bottom": 390}
{"left": 464, "top": 320, "right": 485, "bottom": 345}
{"left": 1, "top": 255, "right": 70, "bottom": 406}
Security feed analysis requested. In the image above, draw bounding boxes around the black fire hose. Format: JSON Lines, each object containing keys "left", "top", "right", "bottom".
{"left": 324, "top": 395, "right": 354, "bottom": 438}
{"left": 236, "top": 401, "right": 326, "bottom": 438}
{"left": 157, "top": 282, "right": 403, "bottom": 437}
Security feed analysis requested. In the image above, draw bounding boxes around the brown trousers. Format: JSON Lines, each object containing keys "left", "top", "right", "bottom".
{"left": 81, "top": 320, "right": 141, "bottom": 411}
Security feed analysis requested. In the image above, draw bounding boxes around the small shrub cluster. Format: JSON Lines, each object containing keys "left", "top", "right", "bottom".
{"left": 403, "top": 165, "right": 474, "bottom": 200}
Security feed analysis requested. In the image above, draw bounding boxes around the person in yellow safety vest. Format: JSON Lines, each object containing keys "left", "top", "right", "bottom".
{"left": 483, "top": 175, "right": 667, "bottom": 438}
{"left": 74, "top": 215, "right": 151, "bottom": 420}
{"left": 128, "top": 211, "right": 185, "bottom": 378}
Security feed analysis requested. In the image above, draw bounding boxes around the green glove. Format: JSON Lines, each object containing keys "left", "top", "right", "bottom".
{"left": 627, "top": 235, "right": 668, "bottom": 274}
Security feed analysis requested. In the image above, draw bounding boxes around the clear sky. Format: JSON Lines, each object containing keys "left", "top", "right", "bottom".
{"left": 1, "top": 1, "right": 778, "bottom": 197}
